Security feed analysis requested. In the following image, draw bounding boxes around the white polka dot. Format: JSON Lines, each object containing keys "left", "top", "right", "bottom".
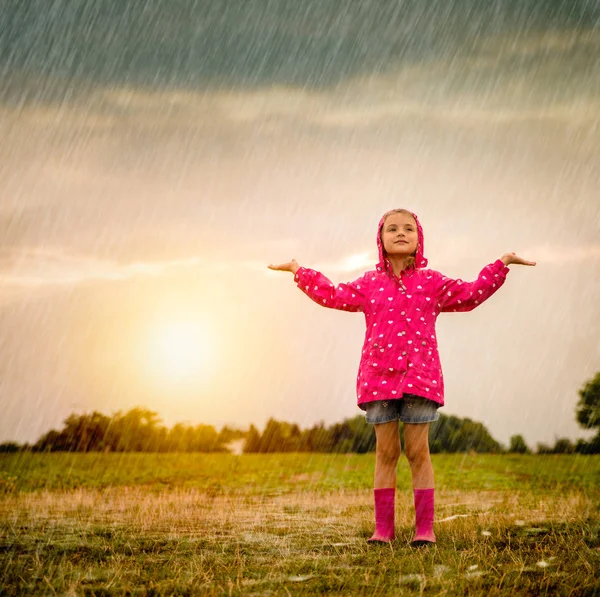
{"left": 408, "top": 383, "right": 413, "bottom": 388}
{"left": 388, "top": 297, "right": 393, "bottom": 301}
{"left": 388, "top": 320, "right": 394, "bottom": 324}
{"left": 371, "top": 299, "right": 375, "bottom": 303}
{"left": 314, "top": 286, "right": 319, "bottom": 290}
{"left": 392, "top": 390, "right": 397, "bottom": 394}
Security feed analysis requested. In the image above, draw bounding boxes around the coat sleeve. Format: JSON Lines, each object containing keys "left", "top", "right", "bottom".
{"left": 293, "top": 267, "right": 366, "bottom": 312}
{"left": 434, "top": 259, "right": 510, "bottom": 312}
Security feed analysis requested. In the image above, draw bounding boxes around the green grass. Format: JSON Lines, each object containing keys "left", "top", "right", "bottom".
{"left": 1, "top": 453, "right": 599, "bottom": 595}
{"left": 2, "top": 452, "right": 599, "bottom": 494}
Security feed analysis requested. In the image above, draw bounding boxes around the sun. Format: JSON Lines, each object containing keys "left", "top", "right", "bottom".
{"left": 144, "top": 319, "right": 213, "bottom": 387}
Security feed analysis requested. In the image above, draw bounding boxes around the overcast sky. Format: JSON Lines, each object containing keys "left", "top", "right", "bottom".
{"left": 1, "top": 0, "right": 599, "bottom": 448}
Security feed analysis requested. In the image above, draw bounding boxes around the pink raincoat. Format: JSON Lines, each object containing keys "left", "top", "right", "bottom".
{"left": 293, "top": 209, "right": 510, "bottom": 408}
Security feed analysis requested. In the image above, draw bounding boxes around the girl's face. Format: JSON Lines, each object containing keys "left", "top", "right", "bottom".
{"left": 381, "top": 212, "right": 418, "bottom": 257}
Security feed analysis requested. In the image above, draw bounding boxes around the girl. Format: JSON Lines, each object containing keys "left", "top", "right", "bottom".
{"left": 268, "top": 209, "right": 535, "bottom": 547}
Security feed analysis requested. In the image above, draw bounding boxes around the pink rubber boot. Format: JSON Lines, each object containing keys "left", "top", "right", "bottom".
{"left": 367, "top": 488, "right": 395, "bottom": 543}
{"left": 411, "top": 488, "right": 436, "bottom": 547}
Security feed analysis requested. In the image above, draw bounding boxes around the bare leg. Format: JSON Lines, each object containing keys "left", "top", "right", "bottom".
{"left": 373, "top": 421, "right": 401, "bottom": 488}
{"left": 404, "top": 423, "right": 434, "bottom": 488}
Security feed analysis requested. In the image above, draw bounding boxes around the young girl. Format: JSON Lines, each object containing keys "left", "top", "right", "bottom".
{"left": 268, "top": 208, "right": 535, "bottom": 547}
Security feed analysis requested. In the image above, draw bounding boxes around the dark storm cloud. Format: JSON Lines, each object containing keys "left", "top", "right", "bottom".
{"left": 1, "top": 0, "right": 599, "bottom": 98}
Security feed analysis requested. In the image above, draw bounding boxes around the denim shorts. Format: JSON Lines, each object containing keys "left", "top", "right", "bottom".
{"left": 365, "top": 394, "right": 440, "bottom": 425}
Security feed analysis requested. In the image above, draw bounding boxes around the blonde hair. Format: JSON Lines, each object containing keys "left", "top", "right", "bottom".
{"left": 381, "top": 209, "right": 417, "bottom": 270}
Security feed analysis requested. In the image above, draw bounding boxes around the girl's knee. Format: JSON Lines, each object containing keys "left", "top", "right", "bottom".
{"left": 377, "top": 442, "right": 401, "bottom": 465}
{"left": 405, "top": 444, "right": 430, "bottom": 467}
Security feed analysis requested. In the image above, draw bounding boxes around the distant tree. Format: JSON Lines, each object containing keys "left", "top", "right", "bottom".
{"left": 576, "top": 372, "right": 600, "bottom": 429}
{"left": 243, "top": 425, "right": 261, "bottom": 453}
{"left": 348, "top": 415, "right": 376, "bottom": 453}
{"left": 112, "top": 408, "right": 162, "bottom": 452}
{"left": 430, "top": 414, "right": 502, "bottom": 453}
{"left": 0, "top": 442, "right": 21, "bottom": 453}
{"left": 574, "top": 435, "right": 600, "bottom": 455}
{"left": 536, "top": 443, "right": 553, "bottom": 455}
{"left": 551, "top": 438, "right": 575, "bottom": 454}
{"left": 508, "top": 434, "right": 530, "bottom": 454}
{"left": 218, "top": 426, "right": 246, "bottom": 445}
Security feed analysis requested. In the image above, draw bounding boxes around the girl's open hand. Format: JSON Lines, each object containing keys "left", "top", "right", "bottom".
{"left": 500, "top": 252, "right": 536, "bottom": 266}
{"left": 268, "top": 259, "right": 300, "bottom": 274}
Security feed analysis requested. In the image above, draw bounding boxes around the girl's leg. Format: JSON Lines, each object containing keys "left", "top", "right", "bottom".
{"left": 403, "top": 423, "right": 434, "bottom": 489}
{"left": 374, "top": 420, "right": 401, "bottom": 489}
{"left": 404, "top": 423, "right": 436, "bottom": 545}
{"left": 368, "top": 421, "right": 401, "bottom": 543}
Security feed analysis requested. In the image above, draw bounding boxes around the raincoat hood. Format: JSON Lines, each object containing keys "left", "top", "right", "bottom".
{"left": 376, "top": 209, "right": 428, "bottom": 277}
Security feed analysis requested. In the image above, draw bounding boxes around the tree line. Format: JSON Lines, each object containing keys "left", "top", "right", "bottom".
{"left": 0, "top": 408, "right": 240, "bottom": 454}
{"left": 1, "top": 372, "right": 599, "bottom": 455}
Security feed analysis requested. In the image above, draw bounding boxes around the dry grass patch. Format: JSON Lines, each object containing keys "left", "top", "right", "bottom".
{"left": 1, "top": 486, "right": 599, "bottom": 595}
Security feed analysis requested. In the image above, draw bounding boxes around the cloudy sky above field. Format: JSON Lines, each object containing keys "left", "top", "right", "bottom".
{"left": 1, "top": 0, "right": 599, "bottom": 448}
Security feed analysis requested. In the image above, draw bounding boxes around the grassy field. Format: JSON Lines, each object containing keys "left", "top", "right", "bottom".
{"left": 1, "top": 453, "right": 599, "bottom": 596}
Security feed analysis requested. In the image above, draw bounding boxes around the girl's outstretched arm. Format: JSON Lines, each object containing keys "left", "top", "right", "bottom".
{"left": 268, "top": 260, "right": 366, "bottom": 312}
{"left": 434, "top": 253, "right": 535, "bottom": 313}
{"left": 500, "top": 252, "right": 536, "bottom": 267}
{"left": 268, "top": 260, "right": 300, "bottom": 275}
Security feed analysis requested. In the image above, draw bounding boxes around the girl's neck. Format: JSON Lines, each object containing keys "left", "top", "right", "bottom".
{"left": 387, "top": 255, "right": 409, "bottom": 277}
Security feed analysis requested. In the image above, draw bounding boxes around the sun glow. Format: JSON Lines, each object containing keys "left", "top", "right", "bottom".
{"left": 144, "top": 319, "right": 213, "bottom": 388}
